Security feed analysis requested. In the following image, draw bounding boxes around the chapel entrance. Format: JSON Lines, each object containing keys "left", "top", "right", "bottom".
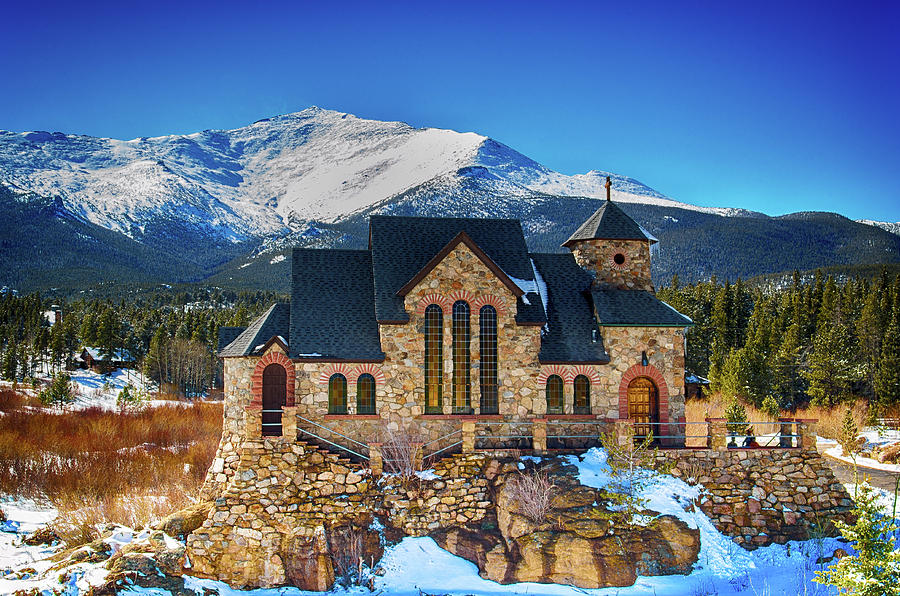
{"left": 262, "top": 363, "right": 286, "bottom": 436}
{"left": 627, "top": 377, "right": 658, "bottom": 440}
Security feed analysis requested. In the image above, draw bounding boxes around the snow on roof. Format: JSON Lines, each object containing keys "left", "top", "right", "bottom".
{"left": 81, "top": 347, "right": 133, "bottom": 361}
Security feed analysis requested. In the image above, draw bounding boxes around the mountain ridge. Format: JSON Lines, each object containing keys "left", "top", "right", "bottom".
{"left": 1, "top": 106, "right": 898, "bottom": 293}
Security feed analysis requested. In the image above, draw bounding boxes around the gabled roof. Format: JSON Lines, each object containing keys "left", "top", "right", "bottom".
{"left": 531, "top": 253, "right": 610, "bottom": 364}
{"left": 219, "top": 303, "right": 291, "bottom": 357}
{"left": 368, "top": 216, "right": 545, "bottom": 324}
{"left": 591, "top": 288, "right": 693, "bottom": 327}
{"left": 562, "top": 200, "right": 657, "bottom": 247}
{"left": 396, "top": 231, "right": 524, "bottom": 299}
{"left": 289, "top": 249, "right": 384, "bottom": 360}
{"left": 80, "top": 347, "right": 133, "bottom": 362}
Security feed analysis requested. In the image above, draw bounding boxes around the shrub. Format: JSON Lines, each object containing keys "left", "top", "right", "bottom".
{"left": 507, "top": 470, "right": 555, "bottom": 523}
{"left": 380, "top": 426, "right": 422, "bottom": 483}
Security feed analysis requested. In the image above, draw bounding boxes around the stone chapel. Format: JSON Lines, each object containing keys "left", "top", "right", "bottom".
{"left": 206, "top": 185, "right": 693, "bottom": 495}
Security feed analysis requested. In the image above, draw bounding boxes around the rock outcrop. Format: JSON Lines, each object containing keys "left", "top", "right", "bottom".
{"left": 435, "top": 460, "right": 700, "bottom": 589}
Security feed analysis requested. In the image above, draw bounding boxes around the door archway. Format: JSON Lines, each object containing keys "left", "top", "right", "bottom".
{"left": 262, "top": 363, "right": 286, "bottom": 436}
{"left": 627, "top": 377, "right": 658, "bottom": 440}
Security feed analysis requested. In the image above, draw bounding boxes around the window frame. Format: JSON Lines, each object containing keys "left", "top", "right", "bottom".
{"left": 328, "top": 373, "right": 348, "bottom": 415}
{"left": 452, "top": 300, "right": 471, "bottom": 414}
{"left": 573, "top": 374, "right": 591, "bottom": 415}
{"left": 424, "top": 304, "right": 443, "bottom": 414}
{"left": 479, "top": 305, "right": 498, "bottom": 415}
{"left": 546, "top": 375, "right": 564, "bottom": 415}
{"left": 356, "top": 373, "right": 376, "bottom": 415}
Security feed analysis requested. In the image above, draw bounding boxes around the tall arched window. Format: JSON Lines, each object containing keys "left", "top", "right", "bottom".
{"left": 546, "top": 375, "right": 564, "bottom": 414}
{"left": 261, "top": 364, "right": 286, "bottom": 436}
{"left": 574, "top": 375, "right": 591, "bottom": 415}
{"left": 452, "top": 300, "right": 471, "bottom": 414}
{"left": 328, "top": 374, "right": 347, "bottom": 414}
{"left": 479, "top": 305, "right": 498, "bottom": 414}
{"left": 357, "top": 373, "right": 376, "bottom": 415}
{"left": 424, "top": 304, "right": 443, "bottom": 414}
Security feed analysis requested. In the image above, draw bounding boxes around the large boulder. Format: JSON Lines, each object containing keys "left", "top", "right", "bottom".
{"left": 152, "top": 501, "right": 213, "bottom": 539}
{"left": 280, "top": 525, "right": 335, "bottom": 591}
{"left": 437, "top": 462, "right": 701, "bottom": 589}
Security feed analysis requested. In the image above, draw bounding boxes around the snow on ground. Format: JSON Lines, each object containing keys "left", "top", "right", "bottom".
{"left": 0, "top": 447, "right": 857, "bottom": 595}
{"left": 823, "top": 428, "right": 900, "bottom": 473}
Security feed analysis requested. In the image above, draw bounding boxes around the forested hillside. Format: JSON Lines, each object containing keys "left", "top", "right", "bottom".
{"left": 0, "top": 289, "right": 278, "bottom": 394}
{"left": 659, "top": 269, "right": 900, "bottom": 411}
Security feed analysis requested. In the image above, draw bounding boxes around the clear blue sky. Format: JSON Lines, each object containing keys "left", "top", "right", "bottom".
{"left": 2, "top": 0, "right": 898, "bottom": 222}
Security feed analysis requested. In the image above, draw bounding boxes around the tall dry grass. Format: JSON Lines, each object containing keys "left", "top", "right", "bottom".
{"left": 0, "top": 397, "right": 222, "bottom": 541}
{"left": 685, "top": 392, "right": 873, "bottom": 443}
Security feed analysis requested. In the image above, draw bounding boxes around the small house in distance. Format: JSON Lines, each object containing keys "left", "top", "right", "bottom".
{"left": 76, "top": 347, "right": 134, "bottom": 373}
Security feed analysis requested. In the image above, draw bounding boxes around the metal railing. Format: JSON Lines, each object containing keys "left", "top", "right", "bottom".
{"left": 422, "top": 429, "right": 463, "bottom": 461}
{"left": 295, "top": 414, "right": 370, "bottom": 461}
{"left": 474, "top": 420, "right": 534, "bottom": 450}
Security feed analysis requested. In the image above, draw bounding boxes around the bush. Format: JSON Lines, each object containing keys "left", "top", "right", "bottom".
{"left": 507, "top": 470, "right": 555, "bottom": 523}
{"left": 724, "top": 399, "right": 752, "bottom": 439}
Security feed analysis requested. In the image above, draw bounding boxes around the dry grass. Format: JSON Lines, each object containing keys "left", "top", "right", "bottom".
{"left": 381, "top": 426, "right": 423, "bottom": 482}
{"left": 0, "top": 396, "right": 221, "bottom": 543}
{"left": 685, "top": 392, "right": 873, "bottom": 444}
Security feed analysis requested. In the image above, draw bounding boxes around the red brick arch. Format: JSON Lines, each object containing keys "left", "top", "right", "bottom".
{"left": 471, "top": 294, "right": 508, "bottom": 316}
{"left": 415, "top": 294, "right": 451, "bottom": 316}
{"left": 618, "top": 363, "right": 669, "bottom": 423}
{"left": 251, "top": 351, "right": 295, "bottom": 407}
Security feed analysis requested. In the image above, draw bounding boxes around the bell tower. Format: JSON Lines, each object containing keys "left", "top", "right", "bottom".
{"left": 563, "top": 176, "right": 655, "bottom": 291}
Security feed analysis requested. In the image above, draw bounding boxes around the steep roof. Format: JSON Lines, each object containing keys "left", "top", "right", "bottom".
{"left": 368, "top": 216, "right": 545, "bottom": 324}
{"left": 531, "top": 253, "right": 610, "bottom": 364}
{"left": 289, "top": 249, "right": 384, "bottom": 360}
{"left": 562, "top": 200, "right": 657, "bottom": 247}
{"left": 591, "top": 289, "right": 693, "bottom": 327}
{"left": 218, "top": 303, "right": 290, "bottom": 357}
{"left": 217, "top": 327, "right": 245, "bottom": 353}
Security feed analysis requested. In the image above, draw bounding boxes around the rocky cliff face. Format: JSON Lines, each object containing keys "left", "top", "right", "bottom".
{"left": 435, "top": 458, "right": 700, "bottom": 588}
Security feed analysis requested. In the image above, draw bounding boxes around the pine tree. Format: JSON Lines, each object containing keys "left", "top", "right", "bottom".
{"left": 804, "top": 321, "right": 854, "bottom": 406}
{"left": 874, "top": 315, "right": 900, "bottom": 405}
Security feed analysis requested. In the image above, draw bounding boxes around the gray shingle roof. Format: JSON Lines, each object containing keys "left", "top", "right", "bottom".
{"left": 591, "top": 288, "right": 693, "bottom": 327}
{"left": 562, "top": 200, "right": 657, "bottom": 246}
{"left": 531, "top": 253, "right": 610, "bottom": 364}
{"left": 217, "top": 327, "right": 245, "bottom": 353}
{"left": 368, "top": 216, "right": 545, "bottom": 324}
{"left": 289, "top": 249, "right": 384, "bottom": 360}
{"left": 218, "top": 303, "right": 291, "bottom": 357}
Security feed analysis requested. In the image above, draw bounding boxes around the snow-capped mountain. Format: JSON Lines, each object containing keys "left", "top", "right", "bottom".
{"left": 858, "top": 220, "right": 900, "bottom": 237}
{"left": 0, "top": 107, "right": 751, "bottom": 245}
{"left": 1, "top": 107, "right": 898, "bottom": 293}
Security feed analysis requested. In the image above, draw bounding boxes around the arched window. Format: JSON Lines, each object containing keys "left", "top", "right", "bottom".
{"left": 357, "top": 373, "right": 376, "bottom": 415}
{"left": 479, "top": 305, "right": 498, "bottom": 415}
{"left": 452, "top": 300, "right": 471, "bottom": 414}
{"left": 574, "top": 375, "right": 591, "bottom": 415}
{"left": 424, "top": 304, "right": 443, "bottom": 414}
{"left": 261, "top": 364, "right": 286, "bottom": 436}
{"left": 328, "top": 374, "right": 347, "bottom": 414}
{"left": 546, "top": 375, "right": 564, "bottom": 414}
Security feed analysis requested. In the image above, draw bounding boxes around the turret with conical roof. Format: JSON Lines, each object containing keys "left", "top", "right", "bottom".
{"left": 563, "top": 177, "right": 656, "bottom": 292}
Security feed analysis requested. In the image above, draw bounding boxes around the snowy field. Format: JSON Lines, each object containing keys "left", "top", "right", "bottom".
{"left": 1, "top": 366, "right": 185, "bottom": 411}
{"left": 0, "top": 446, "right": 862, "bottom": 596}
{"left": 822, "top": 428, "right": 900, "bottom": 474}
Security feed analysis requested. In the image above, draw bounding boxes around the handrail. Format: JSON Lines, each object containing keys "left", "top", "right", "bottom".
{"left": 422, "top": 429, "right": 462, "bottom": 450}
{"left": 296, "top": 427, "right": 369, "bottom": 461}
{"left": 296, "top": 414, "right": 370, "bottom": 450}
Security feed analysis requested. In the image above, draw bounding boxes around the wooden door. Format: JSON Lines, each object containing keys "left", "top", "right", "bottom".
{"left": 627, "top": 377, "right": 658, "bottom": 440}
{"left": 262, "top": 364, "right": 286, "bottom": 436}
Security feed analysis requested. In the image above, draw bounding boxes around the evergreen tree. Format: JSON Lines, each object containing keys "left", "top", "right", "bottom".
{"left": 874, "top": 315, "right": 900, "bottom": 405}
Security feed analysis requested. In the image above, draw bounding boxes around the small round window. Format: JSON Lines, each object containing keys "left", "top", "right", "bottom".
{"left": 613, "top": 253, "right": 626, "bottom": 265}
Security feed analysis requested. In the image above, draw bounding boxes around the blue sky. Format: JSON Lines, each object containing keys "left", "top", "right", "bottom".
{"left": 2, "top": 0, "right": 898, "bottom": 222}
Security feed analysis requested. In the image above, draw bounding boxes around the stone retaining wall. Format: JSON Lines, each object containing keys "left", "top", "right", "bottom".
{"left": 652, "top": 444, "right": 853, "bottom": 547}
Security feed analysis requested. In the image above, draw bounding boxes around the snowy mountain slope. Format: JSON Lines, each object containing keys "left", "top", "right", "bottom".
{"left": 0, "top": 107, "right": 748, "bottom": 247}
{"left": 858, "top": 219, "right": 900, "bottom": 236}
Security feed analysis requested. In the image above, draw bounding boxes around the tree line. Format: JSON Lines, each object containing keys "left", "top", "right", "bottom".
{"left": 658, "top": 269, "right": 900, "bottom": 412}
{"left": 0, "top": 288, "right": 278, "bottom": 395}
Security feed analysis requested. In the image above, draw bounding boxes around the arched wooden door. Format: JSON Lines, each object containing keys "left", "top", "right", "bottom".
{"left": 627, "top": 377, "right": 658, "bottom": 440}
{"left": 262, "top": 364, "right": 286, "bottom": 436}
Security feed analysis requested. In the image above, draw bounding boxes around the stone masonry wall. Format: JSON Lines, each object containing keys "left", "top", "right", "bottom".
{"left": 187, "top": 436, "right": 495, "bottom": 588}
{"left": 570, "top": 239, "right": 653, "bottom": 291}
{"left": 602, "top": 326, "right": 687, "bottom": 429}
{"left": 652, "top": 445, "right": 854, "bottom": 548}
